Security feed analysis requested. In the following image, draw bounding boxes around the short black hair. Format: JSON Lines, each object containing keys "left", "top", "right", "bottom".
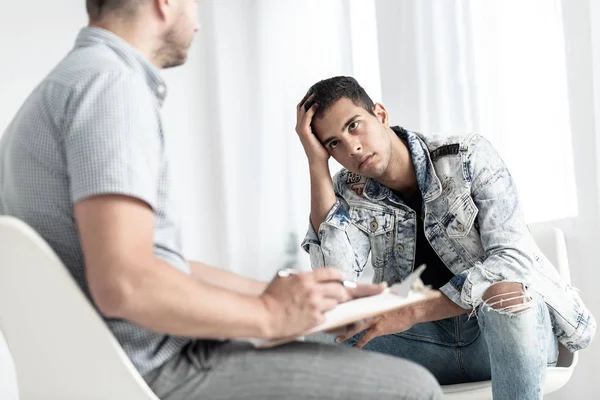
{"left": 305, "top": 76, "right": 376, "bottom": 119}
{"left": 86, "top": 0, "right": 141, "bottom": 20}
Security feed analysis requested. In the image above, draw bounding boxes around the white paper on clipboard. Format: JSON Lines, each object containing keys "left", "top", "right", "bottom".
{"left": 245, "top": 265, "right": 440, "bottom": 348}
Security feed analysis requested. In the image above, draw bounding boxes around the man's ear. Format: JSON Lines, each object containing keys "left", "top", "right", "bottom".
{"left": 373, "top": 103, "right": 389, "bottom": 128}
{"left": 154, "top": 0, "right": 171, "bottom": 20}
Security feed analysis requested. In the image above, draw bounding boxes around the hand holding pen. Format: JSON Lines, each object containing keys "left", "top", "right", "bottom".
{"left": 258, "top": 267, "right": 387, "bottom": 340}
{"left": 277, "top": 267, "right": 358, "bottom": 288}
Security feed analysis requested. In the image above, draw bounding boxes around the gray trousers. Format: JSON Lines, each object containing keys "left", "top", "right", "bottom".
{"left": 143, "top": 340, "right": 443, "bottom": 400}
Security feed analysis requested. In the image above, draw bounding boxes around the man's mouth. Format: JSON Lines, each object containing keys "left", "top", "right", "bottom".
{"left": 358, "top": 154, "right": 374, "bottom": 171}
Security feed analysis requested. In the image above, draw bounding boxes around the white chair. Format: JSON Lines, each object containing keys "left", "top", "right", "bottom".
{"left": 442, "top": 227, "right": 578, "bottom": 399}
{"left": 0, "top": 216, "right": 159, "bottom": 400}
{"left": 0, "top": 216, "right": 579, "bottom": 399}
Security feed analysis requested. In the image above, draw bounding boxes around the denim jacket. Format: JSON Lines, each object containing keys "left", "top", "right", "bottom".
{"left": 302, "top": 127, "right": 595, "bottom": 352}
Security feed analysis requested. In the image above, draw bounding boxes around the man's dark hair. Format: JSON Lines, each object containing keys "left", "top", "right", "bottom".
{"left": 305, "top": 76, "right": 376, "bottom": 119}
{"left": 86, "top": 0, "right": 141, "bottom": 20}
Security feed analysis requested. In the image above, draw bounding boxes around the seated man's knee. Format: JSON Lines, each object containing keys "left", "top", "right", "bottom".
{"left": 482, "top": 282, "right": 531, "bottom": 314}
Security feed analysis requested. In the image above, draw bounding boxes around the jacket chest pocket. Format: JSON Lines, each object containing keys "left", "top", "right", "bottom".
{"left": 441, "top": 193, "right": 486, "bottom": 263}
{"left": 350, "top": 206, "right": 395, "bottom": 268}
{"left": 445, "top": 193, "right": 478, "bottom": 238}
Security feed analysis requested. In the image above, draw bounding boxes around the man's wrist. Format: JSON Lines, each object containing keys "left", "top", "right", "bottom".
{"left": 407, "top": 302, "right": 427, "bottom": 325}
{"left": 308, "top": 159, "right": 330, "bottom": 173}
{"left": 252, "top": 295, "right": 277, "bottom": 339}
{"left": 405, "top": 293, "right": 468, "bottom": 326}
{"left": 251, "top": 280, "right": 269, "bottom": 297}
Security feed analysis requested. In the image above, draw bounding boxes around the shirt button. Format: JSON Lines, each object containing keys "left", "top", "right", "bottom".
{"left": 396, "top": 244, "right": 404, "bottom": 252}
{"left": 157, "top": 85, "right": 166, "bottom": 95}
{"left": 457, "top": 222, "right": 465, "bottom": 232}
{"left": 369, "top": 219, "right": 379, "bottom": 232}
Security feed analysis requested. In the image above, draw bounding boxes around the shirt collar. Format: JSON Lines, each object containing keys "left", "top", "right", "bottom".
{"left": 74, "top": 26, "right": 167, "bottom": 104}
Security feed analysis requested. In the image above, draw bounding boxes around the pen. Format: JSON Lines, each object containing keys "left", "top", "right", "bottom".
{"left": 277, "top": 268, "right": 358, "bottom": 288}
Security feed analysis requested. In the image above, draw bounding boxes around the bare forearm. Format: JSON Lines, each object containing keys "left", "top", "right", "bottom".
{"left": 309, "top": 162, "right": 337, "bottom": 232}
{"left": 189, "top": 261, "right": 267, "bottom": 296}
{"left": 106, "top": 258, "right": 271, "bottom": 339}
{"left": 410, "top": 293, "right": 468, "bottom": 324}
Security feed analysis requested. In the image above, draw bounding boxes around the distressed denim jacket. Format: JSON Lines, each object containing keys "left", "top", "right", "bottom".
{"left": 302, "top": 127, "right": 595, "bottom": 352}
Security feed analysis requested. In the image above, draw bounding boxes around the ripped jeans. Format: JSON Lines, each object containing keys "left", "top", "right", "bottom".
{"left": 339, "top": 286, "right": 558, "bottom": 400}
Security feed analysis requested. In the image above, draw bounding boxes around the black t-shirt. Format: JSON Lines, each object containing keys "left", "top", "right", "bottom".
{"left": 402, "top": 190, "right": 455, "bottom": 290}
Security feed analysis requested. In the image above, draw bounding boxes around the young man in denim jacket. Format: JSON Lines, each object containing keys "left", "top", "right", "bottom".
{"left": 296, "top": 76, "right": 596, "bottom": 399}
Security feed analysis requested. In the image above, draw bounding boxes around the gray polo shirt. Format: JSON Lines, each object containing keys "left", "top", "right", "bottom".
{"left": 0, "top": 26, "right": 191, "bottom": 375}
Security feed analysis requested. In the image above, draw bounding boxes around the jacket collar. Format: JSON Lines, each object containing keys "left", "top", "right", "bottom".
{"left": 362, "top": 127, "right": 442, "bottom": 203}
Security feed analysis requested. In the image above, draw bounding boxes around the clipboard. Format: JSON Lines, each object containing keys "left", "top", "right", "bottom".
{"left": 245, "top": 265, "right": 440, "bottom": 348}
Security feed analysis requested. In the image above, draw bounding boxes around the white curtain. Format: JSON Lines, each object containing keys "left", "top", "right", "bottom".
{"left": 169, "top": 0, "right": 577, "bottom": 279}
{"left": 376, "top": 0, "right": 577, "bottom": 224}
{"left": 166, "top": 0, "right": 380, "bottom": 279}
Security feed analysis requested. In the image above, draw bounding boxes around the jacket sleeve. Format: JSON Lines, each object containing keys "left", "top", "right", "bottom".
{"left": 439, "top": 134, "right": 542, "bottom": 308}
{"left": 301, "top": 175, "right": 372, "bottom": 281}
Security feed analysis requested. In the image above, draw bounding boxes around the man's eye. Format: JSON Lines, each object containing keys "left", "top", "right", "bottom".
{"left": 329, "top": 140, "right": 339, "bottom": 150}
{"left": 349, "top": 121, "right": 359, "bottom": 131}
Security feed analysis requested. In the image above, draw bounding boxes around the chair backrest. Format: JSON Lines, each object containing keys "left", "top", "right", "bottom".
{"left": 530, "top": 227, "right": 578, "bottom": 369}
{"left": 0, "top": 216, "right": 158, "bottom": 400}
{"left": 443, "top": 227, "right": 579, "bottom": 399}
{"left": 0, "top": 329, "right": 18, "bottom": 399}
{"left": 530, "top": 227, "right": 571, "bottom": 284}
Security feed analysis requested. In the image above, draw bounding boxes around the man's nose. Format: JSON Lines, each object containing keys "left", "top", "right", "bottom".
{"left": 349, "top": 140, "right": 362, "bottom": 157}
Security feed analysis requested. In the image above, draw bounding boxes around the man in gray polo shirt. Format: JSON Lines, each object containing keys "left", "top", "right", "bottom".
{"left": 0, "top": 1, "right": 442, "bottom": 399}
